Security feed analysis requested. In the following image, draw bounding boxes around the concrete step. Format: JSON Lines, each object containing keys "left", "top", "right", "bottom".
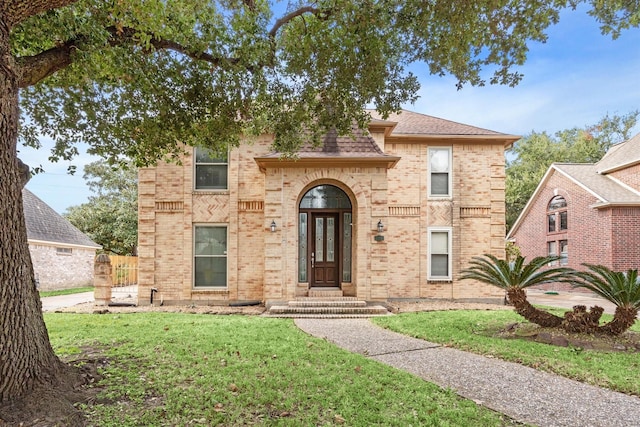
{"left": 288, "top": 299, "right": 367, "bottom": 308}
{"left": 266, "top": 304, "right": 390, "bottom": 316}
{"left": 308, "top": 289, "right": 344, "bottom": 298}
{"left": 264, "top": 313, "right": 392, "bottom": 319}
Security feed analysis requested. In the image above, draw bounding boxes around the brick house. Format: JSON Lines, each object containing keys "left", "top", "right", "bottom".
{"left": 138, "top": 109, "right": 518, "bottom": 306}
{"left": 507, "top": 133, "right": 640, "bottom": 290}
{"left": 23, "top": 188, "right": 101, "bottom": 290}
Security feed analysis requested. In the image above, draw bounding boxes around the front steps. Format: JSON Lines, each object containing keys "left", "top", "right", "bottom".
{"left": 265, "top": 288, "right": 391, "bottom": 318}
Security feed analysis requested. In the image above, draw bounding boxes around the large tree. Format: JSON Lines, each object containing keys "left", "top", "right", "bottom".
{"left": 1, "top": 0, "right": 638, "bottom": 421}
{"left": 506, "top": 111, "right": 639, "bottom": 229}
{"left": 65, "top": 160, "right": 138, "bottom": 255}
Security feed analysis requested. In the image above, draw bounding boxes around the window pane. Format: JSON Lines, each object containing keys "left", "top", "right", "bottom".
{"left": 342, "top": 213, "right": 352, "bottom": 282}
{"left": 431, "top": 254, "right": 449, "bottom": 277}
{"left": 195, "top": 227, "right": 226, "bottom": 256}
{"left": 560, "top": 240, "right": 568, "bottom": 265}
{"left": 327, "top": 217, "right": 335, "bottom": 262}
{"left": 196, "top": 165, "right": 228, "bottom": 189}
{"left": 547, "top": 241, "right": 557, "bottom": 257}
{"left": 299, "top": 213, "right": 307, "bottom": 282}
{"left": 549, "top": 196, "right": 567, "bottom": 210}
{"left": 300, "top": 185, "right": 351, "bottom": 209}
{"left": 195, "top": 147, "right": 225, "bottom": 163}
{"left": 430, "top": 149, "right": 450, "bottom": 172}
{"left": 560, "top": 211, "right": 568, "bottom": 230}
{"left": 548, "top": 214, "right": 556, "bottom": 232}
{"left": 194, "top": 257, "right": 227, "bottom": 287}
{"left": 431, "top": 173, "right": 449, "bottom": 195}
{"left": 315, "top": 218, "right": 324, "bottom": 262}
{"left": 431, "top": 232, "right": 448, "bottom": 254}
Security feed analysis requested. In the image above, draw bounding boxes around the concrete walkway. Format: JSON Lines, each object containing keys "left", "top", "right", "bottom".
{"left": 296, "top": 318, "right": 640, "bottom": 427}
{"left": 40, "top": 291, "right": 94, "bottom": 311}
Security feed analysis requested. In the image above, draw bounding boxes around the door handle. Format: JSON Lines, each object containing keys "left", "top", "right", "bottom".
{"left": 311, "top": 252, "right": 315, "bottom": 269}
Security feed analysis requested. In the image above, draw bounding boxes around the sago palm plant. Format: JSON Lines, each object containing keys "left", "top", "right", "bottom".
{"left": 461, "top": 254, "right": 577, "bottom": 327}
{"left": 574, "top": 264, "right": 640, "bottom": 335}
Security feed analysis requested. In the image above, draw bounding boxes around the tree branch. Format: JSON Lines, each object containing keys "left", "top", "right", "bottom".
{"left": 16, "top": 25, "right": 249, "bottom": 88}
{"left": 268, "top": 6, "right": 327, "bottom": 39}
{"left": 2, "top": 0, "right": 78, "bottom": 29}
{"left": 16, "top": 42, "right": 76, "bottom": 88}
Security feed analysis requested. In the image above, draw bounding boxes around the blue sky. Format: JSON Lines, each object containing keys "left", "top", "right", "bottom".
{"left": 21, "top": 5, "right": 640, "bottom": 214}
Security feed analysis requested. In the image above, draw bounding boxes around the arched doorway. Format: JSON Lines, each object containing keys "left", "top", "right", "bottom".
{"left": 298, "top": 185, "right": 353, "bottom": 288}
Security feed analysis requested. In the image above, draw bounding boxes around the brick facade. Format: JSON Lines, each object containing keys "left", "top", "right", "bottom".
{"left": 138, "top": 112, "right": 516, "bottom": 305}
{"left": 29, "top": 243, "right": 96, "bottom": 290}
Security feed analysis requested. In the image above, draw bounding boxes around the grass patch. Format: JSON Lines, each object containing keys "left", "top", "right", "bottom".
{"left": 39, "top": 287, "right": 94, "bottom": 297}
{"left": 373, "top": 310, "right": 640, "bottom": 396}
{"left": 45, "top": 313, "right": 520, "bottom": 426}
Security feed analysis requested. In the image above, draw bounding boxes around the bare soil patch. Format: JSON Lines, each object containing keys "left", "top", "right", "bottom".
{"left": 496, "top": 322, "right": 640, "bottom": 352}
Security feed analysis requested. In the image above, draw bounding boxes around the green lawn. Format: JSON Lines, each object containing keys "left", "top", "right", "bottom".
{"left": 39, "top": 286, "right": 94, "bottom": 298}
{"left": 373, "top": 310, "right": 640, "bottom": 396}
{"left": 45, "top": 313, "right": 519, "bottom": 426}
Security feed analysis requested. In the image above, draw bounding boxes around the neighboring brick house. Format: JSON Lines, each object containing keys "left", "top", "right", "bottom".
{"left": 138, "top": 109, "right": 519, "bottom": 306}
{"left": 507, "top": 133, "right": 640, "bottom": 290}
{"left": 23, "top": 189, "right": 101, "bottom": 290}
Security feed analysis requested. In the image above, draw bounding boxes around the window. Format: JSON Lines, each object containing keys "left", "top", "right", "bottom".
{"left": 428, "top": 147, "right": 451, "bottom": 197}
{"left": 547, "top": 241, "right": 557, "bottom": 265}
{"left": 194, "top": 147, "right": 228, "bottom": 190}
{"left": 428, "top": 228, "right": 451, "bottom": 279}
{"left": 194, "top": 226, "right": 227, "bottom": 287}
{"left": 56, "top": 247, "right": 72, "bottom": 255}
{"left": 559, "top": 211, "right": 568, "bottom": 230}
{"left": 559, "top": 240, "right": 568, "bottom": 265}
{"left": 547, "top": 195, "right": 567, "bottom": 232}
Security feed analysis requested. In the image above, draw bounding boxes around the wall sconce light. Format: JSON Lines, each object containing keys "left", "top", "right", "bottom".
{"left": 375, "top": 220, "right": 385, "bottom": 241}
{"left": 270, "top": 220, "right": 277, "bottom": 232}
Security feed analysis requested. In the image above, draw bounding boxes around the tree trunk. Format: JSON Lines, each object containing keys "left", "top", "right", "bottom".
{"left": 0, "top": 20, "right": 67, "bottom": 403}
{"left": 507, "top": 287, "right": 563, "bottom": 328}
{"left": 598, "top": 306, "right": 638, "bottom": 336}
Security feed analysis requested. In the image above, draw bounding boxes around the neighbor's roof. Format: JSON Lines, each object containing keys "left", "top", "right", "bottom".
{"left": 507, "top": 161, "right": 640, "bottom": 238}
{"left": 554, "top": 163, "right": 640, "bottom": 205}
{"left": 23, "top": 188, "right": 101, "bottom": 248}
{"left": 596, "top": 132, "right": 640, "bottom": 173}
{"left": 367, "top": 109, "right": 519, "bottom": 141}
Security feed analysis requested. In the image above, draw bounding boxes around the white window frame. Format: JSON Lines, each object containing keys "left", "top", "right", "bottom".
{"left": 428, "top": 227, "right": 452, "bottom": 280}
{"left": 194, "top": 147, "right": 228, "bottom": 191}
{"left": 193, "top": 225, "right": 228, "bottom": 288}
{"left": 428, "top": 147, "right": 452, "bottom": 198}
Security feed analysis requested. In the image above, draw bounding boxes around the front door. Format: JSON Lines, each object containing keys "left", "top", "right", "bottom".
{"left": 311, "top": 213, "right": 338, "bottom": 287}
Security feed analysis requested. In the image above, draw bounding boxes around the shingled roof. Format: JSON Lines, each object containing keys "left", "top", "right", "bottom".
{"left": 367, "top": 109, "right": 510, "bottom": 136}
{"left": 23, "top": 189, "right": 101, "bottom": 248}
{"left": 596, "top": 132, "right": 640, "bottom": 173}
{"left": 554, "top": 163, "right": 640, "bottom": 205}
{"left": 254, "top": 121, "right": 400, "bottom": 168}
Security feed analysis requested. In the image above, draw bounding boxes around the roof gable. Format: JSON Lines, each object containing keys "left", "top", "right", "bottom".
{"left": 23, "top": 189, "right": 101, "bottom": 248}
{"left": 596, "top": 132, "right": 640, "bottom": 173}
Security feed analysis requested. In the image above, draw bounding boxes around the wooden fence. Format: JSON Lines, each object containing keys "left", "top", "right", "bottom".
{"left": 108, "top": 255, "right": 138, "bottom": 287}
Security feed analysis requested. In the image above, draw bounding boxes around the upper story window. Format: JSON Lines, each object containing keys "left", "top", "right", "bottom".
{"left": 428, "top": 147, "right": 451, "bottom": 197}
{"left": 547, "top": 195, "right": 567, "bottom": 233}
{"left": 194, "top": 147, "right": 228, "bottom": 190}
